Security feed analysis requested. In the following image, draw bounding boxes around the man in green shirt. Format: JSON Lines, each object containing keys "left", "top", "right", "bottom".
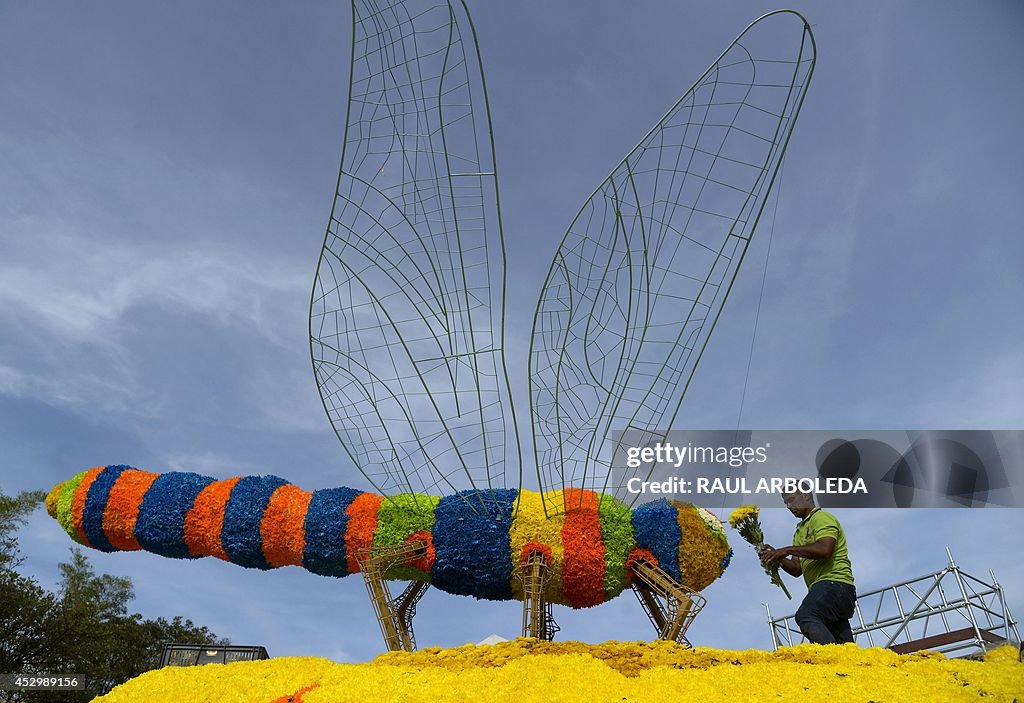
{"left": 761, "top": 491, "right": 857, "bottom": 644}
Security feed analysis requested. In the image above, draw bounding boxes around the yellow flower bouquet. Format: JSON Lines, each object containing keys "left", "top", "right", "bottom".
{"left": 728, "top": 504, "right": 791, "bottom": 600}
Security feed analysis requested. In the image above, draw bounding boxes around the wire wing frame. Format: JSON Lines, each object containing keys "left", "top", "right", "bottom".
{"left": 310, "top": 0, "right": 521, "bottom": 508}
{"left": 528, "top": 11, "right": 816, "bottom": 513}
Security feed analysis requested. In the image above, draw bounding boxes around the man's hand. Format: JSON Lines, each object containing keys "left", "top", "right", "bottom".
{"left": 759, "top": 544, "right": 802, "bottom": 577}
{"left": 760, "top": 546, "right": 790, "bottom": 565}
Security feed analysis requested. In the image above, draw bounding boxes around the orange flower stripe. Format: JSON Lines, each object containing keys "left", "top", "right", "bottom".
{"left": 345, "top": 492, "right": 384, "bottom": 573}
{"left": 260, "top": 485, "right": 313, "bottom": 568}
{"left": 70, "top": 467, "right": 104, "bottom": 547}
{"left": 102, "top": 469, "right": 159, "bottom": 551}
{"left": 183, "top": 477, "right": 241, "bottom": 560}
{"left": 561, "top": 488, "right": 606, "bottom": 608}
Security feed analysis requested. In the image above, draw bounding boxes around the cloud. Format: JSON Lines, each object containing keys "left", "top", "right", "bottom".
{"left": 0, "top": 231, "right": 322, "bottom": 430}
{"left": 0, "top": 232, "right": 306, "bottom": 347}
{"left": 0, "top": 359, "right": 147, "bottom": 418}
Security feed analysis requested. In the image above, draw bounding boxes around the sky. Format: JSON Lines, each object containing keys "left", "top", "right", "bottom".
{"left": 1, "top": 1, "right": 1022, "bottom": 663}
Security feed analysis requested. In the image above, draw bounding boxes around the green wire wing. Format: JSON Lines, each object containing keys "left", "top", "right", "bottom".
{"left": 310, "top": 0, "right": 521, "bottom": 506}
{"left": 528, "top": 11, "right": 816, "bottom": 513}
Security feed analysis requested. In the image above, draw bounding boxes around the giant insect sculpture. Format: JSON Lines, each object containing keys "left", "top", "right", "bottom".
{"left": 46, "top": 2, "right": 815, "bottom": 652}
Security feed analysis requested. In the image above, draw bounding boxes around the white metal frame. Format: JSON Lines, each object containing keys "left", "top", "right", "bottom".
{"left": 765, "top": 548, "right": 1020, "bottom": 657}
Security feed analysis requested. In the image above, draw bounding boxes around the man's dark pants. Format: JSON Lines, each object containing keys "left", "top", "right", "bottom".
{"left": 795, "top": 580, "right": 857, "bottom": 644}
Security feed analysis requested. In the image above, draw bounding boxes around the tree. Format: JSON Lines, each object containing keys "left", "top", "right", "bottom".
{"left": 0, "top": 570, "right": 56, "bottom": 677}
{"left": 0, "top": 489, "right": 225, "bottom": 702}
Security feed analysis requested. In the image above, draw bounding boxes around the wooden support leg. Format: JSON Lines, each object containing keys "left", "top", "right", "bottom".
{"left": 357, "top": 540, "right": 431, "bottom": 652}
{"left": 633, "top": 580, "right": 668, "bottom": 633}
{"left": 630, "top": 559, "right": 706, "bottom": 646}
{"left": 395, "top": 580, "right": 430, "bottom": 651}
{"left": 362, "top": 566, "right": 403, "bottom": 651}
{"left": 519, "top": 551, "right": 559, "bottom": 640}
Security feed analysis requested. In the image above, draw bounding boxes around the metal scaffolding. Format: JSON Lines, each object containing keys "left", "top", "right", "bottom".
{"left": 765, "top": 548, "right": 1020, "bottom": 657}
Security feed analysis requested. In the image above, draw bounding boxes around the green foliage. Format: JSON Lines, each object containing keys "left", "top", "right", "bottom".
{"left": 0, "top": 570, "right": 58, "bottom": 676}
{"left": 0, "top": 489, "right": 225, "bottom": 702}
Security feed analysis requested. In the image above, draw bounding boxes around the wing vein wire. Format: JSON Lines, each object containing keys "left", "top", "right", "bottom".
{"left": 528, "top": 11, "right": 816, "bottom": 512}
{"left": 310, "top": 0, "right": 520, "bottom": 507}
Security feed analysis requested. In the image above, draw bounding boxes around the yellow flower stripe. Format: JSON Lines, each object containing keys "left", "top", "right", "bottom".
{"left": 674, "top": 503, "right": 729, "bottom": 590}
{"left": 509, "top": 489, "right": 566, "bottom": 603}
{"left": 93, "top": 641, "right": 1024, "bottom": 703}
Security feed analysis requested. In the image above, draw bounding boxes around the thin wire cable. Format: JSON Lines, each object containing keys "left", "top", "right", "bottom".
{"left": 736, "top": 156, "right": 785, "bottom": 431}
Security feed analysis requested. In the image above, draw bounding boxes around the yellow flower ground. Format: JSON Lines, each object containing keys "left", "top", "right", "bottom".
{"left": 95, "top": 639, "right": 1023, "bottom": 703}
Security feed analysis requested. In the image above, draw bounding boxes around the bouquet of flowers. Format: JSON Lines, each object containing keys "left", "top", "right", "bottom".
{"left": 728, "top": 504, "right": 791, "bottom": 600}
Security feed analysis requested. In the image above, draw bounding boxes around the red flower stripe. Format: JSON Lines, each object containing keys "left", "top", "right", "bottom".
{"left": 102, "top": 469, "right": 159, "bottom": 551}
{"left": 560, "top": 488, "right": 606, "bottom": 608}
{"left": 625, "top": 547, "right": 660, "bottom": 582}
{"left": 345, "top": 492, "right": 383, "bottom": 573}
{"left": 269, "top": 683, "right": 320, "bottom": 703}
{"left": 71, "top": 467, "right": 104, "bottom": 547}
{"left": 520, "top": 540, "right": 553, "bottom": 566}
{"left": 405, "top": 530, "right": 435, "bottom": 572}
{"left": 260, "top": 485, "right": 313, "bottom": 568}
{"left": 184, "top": 477, "right": 241, "bottom": 560}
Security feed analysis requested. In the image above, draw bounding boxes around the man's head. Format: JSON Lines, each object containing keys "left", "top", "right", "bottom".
{"left": 782, "top": 490, "right": 815, "bottom": 519}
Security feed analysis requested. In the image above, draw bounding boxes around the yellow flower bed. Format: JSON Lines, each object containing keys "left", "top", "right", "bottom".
{"left": 93, "top": 639, "right": 1023, "bottom": 702}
